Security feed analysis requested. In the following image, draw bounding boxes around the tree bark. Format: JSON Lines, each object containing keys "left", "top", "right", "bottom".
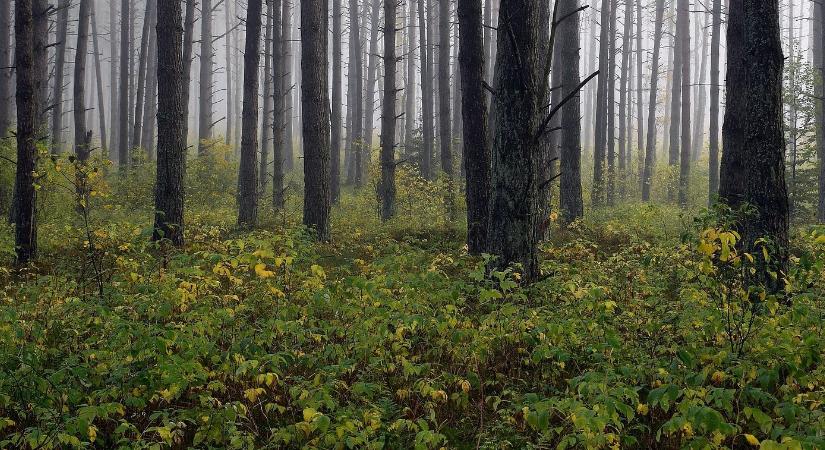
{"left": 154, "top": 0, "right": 187, "bottom": 246}
{"left": 363, "top": 0, "right": 381, "bottom": 175}
{"left": 119, "top": 0, "right": 131, "bottom": 168}
{"left": 404, "top": 0, "right": 418, "bottom": 158}
{"left": 379, "top": 0, "right": 397, "bottom": 221}
{"left": 182, "top": 0, "right": 197, "bottom": 146}
{"left": 109, "top": 0, "right": 119, "bottom": 159}
{"left": 91, "top": 4, "right": 109, "bottom": 157}
{"left": 667, "top": 7, "right": 683, "bottom": 201}
{"left": 720, "top": 0, "right": 788, "bottom": 291}
{"left": 14, "top": 0, "right": 37, "bottom": 264}
{"left": 331, "top": 0, "right": 342, "bottom": 203}
{"left": 709, "top": 0, "right": 720, "bottom": 204}
{"left": 301, "top": 0, "right": 332, "bottom": 241}
{"left": 237, "top": 0, "right": 263, "bottom": 228}
{"left": 559, "top": 0, "right": 584, "bottom": 223}
{"left": 225, "top": 0, "right": 233, "bottom": 147}
{"left": 273, "top": 0, "right": 286, "bottom": 209}
{"left": 133, "top": 0, "right": 156, "bottom": 153}
{"left": 198, "top": 0, "right": 214, "bottom": 155}
{"left": 0, "top": 0, "right": 12, "bottom": 136}
{"left": 634, "top": 0, "right": 644, "bottom": 180}
{"left": 618, "top": 0, "right": 632, "bottom": 199}
{"left": 605, "top": 1, "right": 617, "bottom": 205}
{"left": 418, "top": 0, "right": 435, "bottom": 179}
{"left": 641, "top": 0, "right": 665, "bottom": 201}
{"left": 457, "top": 0, "right": 490, "bottom": 253}
{"left": 691, "top": 11, "right": 708, "bottom": 161}
{"left": 282, "top": 0, "right": 294, "bottom": 171}
{"left": 438, "top": 0, "right": 453, "bottom": 179}
{"left": 677, "top": 0, "right": 691, "bottom": 207}
{"left": 74, "top": 0, "right": 92, "bottom": 163}
{"left": 488, "top": 0, "right": 544, "bottom": 280}
{"left": 349, "top": 0, "right": 365, "bottom": 187}
{"left": 141, "top": 4, "right": 159, "bottom": 157}
{"left": 592, "top": 0, "right": 611, "bottom": 205}
{"left": 261, "top": 0, "right": 274, "bottom": 189}
{"left": 50, "top": 0, "right": 70, "bottom": 154}
{"left": 815, "top": 1, "right": 825, "bottom": 221}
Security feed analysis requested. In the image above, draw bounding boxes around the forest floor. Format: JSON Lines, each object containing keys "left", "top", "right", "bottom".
{"left": 1, "top": 169, "right": 825, "bottom": 449}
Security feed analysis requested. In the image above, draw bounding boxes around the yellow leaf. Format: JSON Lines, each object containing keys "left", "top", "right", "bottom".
{"left": 303, "top": 407, "right": 319, "bottom": 422}
{"left": 255, "top": 263, "right": 275, "bottom": 279}
{"left": 744, "top": 434, "right": 759, "bottom": 446}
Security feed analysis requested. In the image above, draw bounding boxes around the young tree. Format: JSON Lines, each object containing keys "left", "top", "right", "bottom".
{"left": 225, "top": 0, "right": 233, "bottom": 148}
{"left": 119, "top": 0, "right": 131, "bottom": 168}
{"left": 709, "top": 0, "right": 721, "bottom": 202}
{"left": 109, "top": 0, "right": 120, "bottom": 158}
{"left": 457, "top": 0, "right": 490, "bottom": 253}
{"left": 14, "top": 0, "right": 38, "bottom": 264}
{"left": 237, "top": 0, "right": 263, "bottom": 228}
{"left": 301, "top": 0, "right": 332, "bottom": 241}
{"left": 363, "top": 0, "right": 381, "bottom": 172}
{"left": 379, "top": 0, "right": 397, "bottom": 221}
{"left": 618, "top": 0, "right": 632, "bottom": 198}
{"left": 282, "top": 0, "right": 294, "bottom": 171}
{"left": 438, "top": 0, "right": 453, "bottom": 180}
{"left": 133, "top": 0, "right": 156, "bottom": 153}
{"left": 559, "top": 0, "right": 584, "bottom": 223}
{"left": 667, "top": 7, "right": 683, "bottom": 200}
{"left": 605, "top": 1, "right": 617, "bottom": 205}
{"left": 154, "top": 0, "right": 187, "bottom": 246}
{"left": 260, "top": 1, "right": 274, "bottom": 188}
{"left": 51, "top": 0, "right": 70, "bottom": 154}
{"left": 331, "top": 0, "right": 342, "bottom": 203}
{"left": 677, "top": 0, "right": 691, "bottom": 207}
{"left": 91, "top": 4, "right": 109, "bottom": 156}
{"left": 273, "top": 0, "right": 286, "bottom": 209}
{"left": 74, "top": 0, "right": 92, "bottom": 162}
{"left": 141, "top": 4, "right": 159, "bottom": 156}
{"left": 349, "top": 0, "right": 364, "bottom": 187}
{"left": 720, "top": 0, "right": 788, "bottom": 290}
{"left": 182, "top": 0, "right": 197, "bottom": 142}
{"left": 641, "top": 0, "right": 665, "bottom": 201}
{"left": 418, "top": 0, "right": 435, "bottom": 179}
{"left": 0, "top": 0, "right": 12, "bottom": 136}
{"left": 592, "top": 0, "right": 611, "bottom": 205}
{"left": 198, "top": 0, "right": 214, "bottom": 156}
{"left": 403, "top": 0, "right": 418, "bottom": 157}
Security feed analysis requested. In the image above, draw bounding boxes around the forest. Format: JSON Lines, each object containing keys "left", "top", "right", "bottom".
{"left": 0, "top": 0, "right": 824, "bottom": 448}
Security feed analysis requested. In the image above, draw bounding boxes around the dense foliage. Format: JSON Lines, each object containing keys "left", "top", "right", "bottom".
{"left": 1, "top": 150, "right": 824, "bottom": 449}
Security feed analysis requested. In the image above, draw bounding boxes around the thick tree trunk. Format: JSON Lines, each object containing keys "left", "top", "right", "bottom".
{"left": 14, "top": 0, "right": 37, "bottom": 264}
{"left": 273, "top": 0, "right": 286, "bottom": 209}
{"left": 237, "top": 0, "right": 263, "bottom": 228}
{"left": 488, "top": 0, "right": 544, "bottom": 280}
{"left": 301, "top": 0, "right": 332, "bottom": 241}
{"left": 50, "top": 0, "right": 70, "bottom": 154}
{"left": 74, "top": 0, "right": 92, "bottom": 163}
{"left": 133, "top": 0, "right": 156, "bottom": 153}
{"left": 349, "top": 0, "right": 364, "bottom": 187}
{"left": 0, "top": 0, "right": 12, "bottom": 136}
{"left": 198, "top": 0, "right": 214, "bottom": 155}
{"left": 457, "top": 0, "right": 490, "bottom": 253}
{"left": 709, "top": 0, "right": 720, "bottom": 203}
{"left": 815, "top": 2, "right": 825, "bottom": 222}
{"left": 154, "top": 0, "right": 187, "bottom": 246}
{"left": 642, "top": 0, "right": 665, "bottom": 201}
{"left": 559, "top": 0, "right": 584, "bottom": 223}
{"left": 404, "top": 0, "right": 417, "bottom": 157}
{"left": 331, "top": 0, "right": 342, "bottom": 203}
{"left": 119, "top": 0, "right": 130, "bottom": 168}
{"left": 677, "top": 0, "right": 691, "bottom": 207}
{"left": 720, "top": 0, "right": 788, "bottom": 291}
{"left": 91, "top": 5, "right": 109, "bottom": 156}
{"left": 418, "top": 0, "right": 435, "bottom": 179}
{"left": 33, "top": 0, "right": 47, "bottom": 132}
{"left": 363, "top": 0, "right": 381, "bottom": 174}
{"left": 379, "top": 0, "right": 398, "bottom": 221}
{"left": 592, "top": 0, "right": 611, "bottom": 205}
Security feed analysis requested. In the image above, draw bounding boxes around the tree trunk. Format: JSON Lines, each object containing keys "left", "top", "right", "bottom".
{"left": 91, "top": 4, "right": 109, "bottom": 156}
{"left": 379, "top": 0, "right": 398, "bottom": 220}
{"left": 418, "top": 0, "right": 435, "bottom": 179}
{"left": 634, "top": 0, "right": 644, "bottom": 181}
{"left": 592, "top": 0, "right": 611, "bottom": 205}
{"left": 815, "top": 1, "right": 825, "bottom": 222}
{"left": 404, "top": 0, "right": 417, "bottom": 158}
{"left": 198, "top": 0, "right": 214, "bottom": 155}
{"left": 273, "top": 0, "right": 286, "bottom": 209}
{"left": 348, "top": 0, "right": 364, "bottom": 187}
{"left": 457, "top": 0, "right": 490, "bottom": 253}
{"left": 74, "top": 0, "right": 92, "bottom": 163}
{"left": 14, "top": 0, "right": 38, "bottom": 264}
{"left": 225, "top": 0, "right": 233, "bottom": 147}
{"left": 709, "top": 0, "right": 720, "bottom": 203}
{"left": 154, "top": 0, "right": 187, "bottom": 246}
{"left": 605, "top": 1, "right": 617, "bottom": 205}
{"left": 50, "top": 0, "right": 70, "bottom": 154}
{"left": 438, "top": 0, "right": 455, "bottom": 217}
{"left": 618, "top": 0, "right": 632, "bottom": 199}
{"left": 141, "top": 4, "right": 158, "bottom": 157}
{"left": 488, "top": 0, "right": 544, "bottom": 280}
{"left": 133, "top": 0, "right": 156, "bottom": 153}
{"left": 182, "top": 0, "right": 196, "bottom": 145}
{"left": 363, "top": 0, "right": 381, "bottom": 175}
{"left": 0, "top": 0, "right": 12, "bottom": 136}
{"left": 119, "top": 0, "right": 130, "bottom": 168}
{"left": 238, "top": 0, "right": 263, "bottom": 228}
{"left": 261, "top": 1, "right": 274, "bottom": 189}
{"left": 642, "top": 0, "right": 665, "bottom": 201}
{"left": 301, "top": 0, "right": 332, "bottom": 241}
{"left": 691, "top": 11, "right": 708, "bottom": 161}
{"left": 720, "top": 0, "right": 788, "bottom": 291}
{"left": 282, "top": 0, "right": 294, "bottom": 171}
{"left": 559, "top": 0, "right": 584, "bottom": 223}
{"left": 677, "top": 0, "right": 691, "bottom": 207}
{"left": 331, "top": 0, "right": 342, "bottom": 203}
{"left": 667, "top": 7, "right": 683, "bottom": 201}
{"left": 109, "top": 0, "right": 119, "bottom": 159}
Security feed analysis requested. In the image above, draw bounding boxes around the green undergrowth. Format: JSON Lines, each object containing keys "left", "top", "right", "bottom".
{"left": 1, "top": 165, "right": 825, "bottom": 449}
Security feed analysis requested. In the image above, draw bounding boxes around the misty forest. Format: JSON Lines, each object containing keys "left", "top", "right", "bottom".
{"left": 2, "top": 0, "right": 825, "bottom": 447}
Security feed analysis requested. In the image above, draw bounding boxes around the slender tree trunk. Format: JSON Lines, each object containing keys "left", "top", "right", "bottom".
{"left": 677, "top": 0, "right": 691, "bottom": 207}
{"left": 282, "top": 0, "right": 294, "bottom": 171}
{"left": 559, "top": 0, "right": 584, "bottom": 223}
{"left": 691, "top": 12, "right": 708, "bottom": 161}
{"left": 667, "top": 9, "right": 683, "bottom": 201}
{"left": 814, "top": 0, "right": 825, "bottom": 222}
{"left": 709, "top": 0, "right": 720, "bottom": 203}
{"left": 226, "top": 0, "right": 233, "bottom": 147}
{"left": 198, "top": 0, "right": 214, "bottom": 155}
{"left": 379, "top": 0, "right": 398, "bottom": 220}
{"left": 261, "top": 1, "right": 274, "bottom": 189}
{"left": 618, "top": 0, "right": 632, "bottom": 199}
{"left": 141, "top": 4, "right": 159, "bottom": 157}
{"left": 438, "top": 0, "right": 455, "bottom": 217}
{"left": 74, "top": 0, "right": 92, "bottom": 164}
{"left": 154, "top": 0, "right": 187, "bottom": 246}
{"left": 182, "top": 0, "right": 196, "bottom": 146}
{"left": 634, "top": 0, "right": 644, "bottom": 180}
{"left": 0, "top": 0, "right": 12, "bottom": 136}
{"left": 91, "top": 5, "right": 109, "bottom": 156}
{"left": 488, "top": 0, "right": 544, "bottom": 280}
{"left": 605, "top": 1, "right": 617, "bottom": 205}
{"left": 720, "top": 0, "right": 788, "bottom": 291}
{"left": 404, "top": 0, "right": 417, "bottom": 158}
{"left": 301, "top": 0, "right": 332, "bottom": 240}
{"left": 418, "top": 0, "right": 435, "bottom": 179}
{"left": 14, "top": 0, "right": 37, "bottom": 263}
{"left": 132, "top": 0, "right": 155, "bottom": 153}
{"left": 273, "top": 0, "right": 286, "bottom": 209}
{"left": 238, "top": 0, "right": 263, "bottom": 228}
{"left": 592, "top": 0, "right": 611, "bottom": 205}
{"left": 331, "top": 0, "right": 342, "bottom": 203}
{"left": 363, "top": 0, "right": 381, "bottom": 175}
{"left": 51, "top": 0, "right": 70, "bottom": 154}
{"left": 348, "top": 0, "right": 364, "bottom": 187}
{"left": 483, "top": 0, "right": 492, "bottom": 88}
{"left": 642, "top": 0, "right": 665, "bottom": 201}
{"left": 109, "top": 0, "right": 119, "bottom": 159}
{"left": 457, "top": 0, "right": 490, "bottom": 253}
{"left": 119, "top": 0, "right": 131, "bottom": 168}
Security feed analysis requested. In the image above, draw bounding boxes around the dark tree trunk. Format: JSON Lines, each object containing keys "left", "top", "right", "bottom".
{"left": 74, "top": 0, "right": 92, "bottom": 163}
{"left": 363, "top": 0, "right": 381, "bottom": 174}
{"left": 592, "top": 0, "right": 611, "bottom": 205}
{"left": 109, "top": 0, "right": 119, "bottom": 159}
{"left": 709, "top": 0, "right": 720, "bottom": 203}
{"left": 225, "top": 0, "right": 233, "bottom": 147}
{"left": 379, "top": 0, "right": 397, "bottom": 221}
{"left": 349, "top": 0, "right": 364, "bottom": 187}
{"left": 32, "top": 0, "right": 47, "bottom": 132}
{"left": 641, "top": 0, "right": 664, "bottom": 201}
{"left": 119, "top": 0, "right": 130, "bottom": 168}
{"left": 677, "top": 0, "right": 691, "bottom": 207}
{"left": 50, "top": 0, "right": 70, "bottom": 154}
{"left": 488, "top": 0, "right": 544, "bottom": 280}
{"left": 438, "top": 0, "right": 453, "bottom": 179}
{"left": 720, "top": 0, "right": 788, "bottom": 291}
{"left": 261, "top": 0, "right": 274, "bottom": 188}
{"left": 457, "top": 0, "right": 490, "bottom": 253}
{"left": 273, "top": 0, "right": 286, "bottom": 209}
{"left": 301, "top": 0, "right": 332, "bottom": 241}
{"left": 198, "top": 0, "right": 214, "bottom": 155}
{"left": 418, "top": 0, "right": 435, "bottom": 179}
{"left": 14, "top": 0, "right": 37, "bottom": 264}
{"left": 153, "top": 0, "right": 187, "bottom": 246}
{"left": 559, "top": 0, "right": 584, "bottom": 223}
{"left": 237, "top": 0, "right": 263, "bottom": 228}
{"left": 133, "top": 0, "right": 156, "bottom": 153}
{"left": 818, "top": 2, "right": 825, "bottom": 222}
{"left": 91, "top": 4, "right": 109, "bottom": 156}
{"left": 605, "top": 2, "right": 617, "bottom": 205}
{"left": 404, "top": 0, "right": 417, "bottom": 157}
{"left": 0, "top": 0, "right": 12, "bottom": 136}
{"left": 331, "top": 0, "right": 342, "bottom": 203}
